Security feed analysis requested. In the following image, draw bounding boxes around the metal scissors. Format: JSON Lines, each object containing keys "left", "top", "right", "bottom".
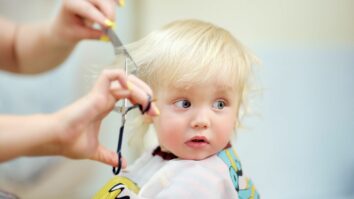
{"left": 105, "top": 27, "right": 138, "bottom": 174}
{"left": 105, "top": 27, "right": 138, "bottom": 115}
{"left": 105, "top": 27, "right": 152, "bottom": 175}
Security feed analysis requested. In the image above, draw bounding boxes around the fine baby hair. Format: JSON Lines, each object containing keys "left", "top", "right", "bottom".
{"left": 115, "top": 19, "right": 258, "bottom": 157}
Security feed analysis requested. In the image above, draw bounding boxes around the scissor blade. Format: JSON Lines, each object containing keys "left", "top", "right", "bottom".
{"left": 105, "top": 28, "right": 139, "bottom": 72}
{"left": 113, "top": 58, "right": 129, "bottom": 115}
{"left": 106, "top": 28, "right": 124, "bottom": 54}
{"left": 122, "top": 59, "right": 128, "bottom": 117}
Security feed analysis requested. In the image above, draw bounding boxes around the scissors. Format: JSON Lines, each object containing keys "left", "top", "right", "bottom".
{"left": 105, "top": 27, "right": 151, "bottom": 175}
{"left": 105, "top": 27, "right": 132, "bottom": 174}
{"left": 105, "top": 27, "right": 138, "bottom": 112}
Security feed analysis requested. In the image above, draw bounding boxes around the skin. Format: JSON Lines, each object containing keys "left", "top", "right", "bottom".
{"left": 0, "top": 69, "right": 160, "bottom": 167}
{"left": 0, "top": 0, "right": 149, "bottom": 168}
{"left": 153, "top": 81, "right": 239, "bottom": 160}
{"left": 0, "top": 0, "right": 118, "bottom": 74}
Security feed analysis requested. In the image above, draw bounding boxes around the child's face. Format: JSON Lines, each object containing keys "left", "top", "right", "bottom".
{"left": 152, "top": 81, "right": 238, "bottom": 160}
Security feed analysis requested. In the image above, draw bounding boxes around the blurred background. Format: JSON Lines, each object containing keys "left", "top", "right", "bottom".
{"left": 0, "top": 0, "right": 353, "bottom": 198}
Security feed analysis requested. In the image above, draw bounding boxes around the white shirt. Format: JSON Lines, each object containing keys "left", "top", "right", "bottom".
{"left": 122, "top": 149, "right": 238, "bottom": 199}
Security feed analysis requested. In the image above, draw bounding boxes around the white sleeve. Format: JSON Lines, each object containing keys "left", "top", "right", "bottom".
{"left": 138, "top": 156, "right": 237, "bottom": 199}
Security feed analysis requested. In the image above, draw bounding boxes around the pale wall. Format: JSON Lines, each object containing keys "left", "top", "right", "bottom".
{"left": 136, "top": 0, "right": 354, "bottom": 46}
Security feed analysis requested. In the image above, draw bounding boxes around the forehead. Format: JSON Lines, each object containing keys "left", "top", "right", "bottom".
{"left": 169, "top": 75, "right": 236, "bottom": 92}
{"left": 157, "top": 81, "right": 236, "bottom": 99}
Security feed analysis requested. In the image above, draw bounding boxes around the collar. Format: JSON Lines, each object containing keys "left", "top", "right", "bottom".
{"left": 152, "top": 146, "right": 177, "bottom": 160}
{"left": 152, "top": 143, "right": 232, "bottom": 160}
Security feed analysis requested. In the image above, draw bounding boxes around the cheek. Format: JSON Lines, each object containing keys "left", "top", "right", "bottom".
{"left": 216, "top": 113, "right": 237, "bottom": 137}
{"left": 153, "top": 116, "right": 184, "bottom": 144}
{"left": 218, "top": 123, "right": 234, "bottom": 140}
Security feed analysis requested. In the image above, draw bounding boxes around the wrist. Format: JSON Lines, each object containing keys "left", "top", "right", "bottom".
{"left": 21, "top": 113, "right": 62, "bottom": 157}
{"left": 51, "top": 30, "right": 77, "bottom": 50}
{"left": 46, "top": 112, "right": 67, "bottom": 156}
{"left": 51, "top": 98, "right": 92, "bottom": 158}
{"left": 47, "top": 17, "right": 78, "bottom": 49}
{"left": 50, "top": 108, "right": 77, "bottom": 157}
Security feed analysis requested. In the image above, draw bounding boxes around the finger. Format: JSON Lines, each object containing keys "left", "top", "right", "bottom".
{"left": 147, "top": 102, "right": 160, "bottom": 116}
{"left": 126, "top": 81, "right": 150, "bottom": 105}
{"left": 126, "top": 81, "right": 160, "bottom": 116}
{"left": 128, "top": 75, "right": 153, "bottom": 96}
{"left": 68, "top": 0, "right": 111, "bottom": 28}
{"left": 94, "top": 69, "right": 129, "bottom": 93}
{"left": 90, "top": 0, "right": 117, "bottom": 22}
{"left": 94, "top": 70, "right": 159, "bottom": 116}
{"left": 121, "top": 156, "right": 127, "bottom": 169}
{"left": 73, "top": 26, "right": 104, "bottom": 40}
{"left": 110, "top": 89, "right": 130, "bottom": 100}
{"left": 91, "top": 145, "right": 118, "bottom": 166}
{"left": 127, "top": 75, "right": 160, "bottom": 116}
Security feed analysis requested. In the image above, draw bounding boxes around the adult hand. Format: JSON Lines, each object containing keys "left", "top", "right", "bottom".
{"left": 0, "top": 0, "right": 122, "bottom": 73}
{"left": 0, "top": 69, "right": 159, "bottom": 167}
{"left": 50, "top": 0, "right": 119, "bottom": 46}
{"left": 53, "top": 69, "right": 159, "bottom": 167}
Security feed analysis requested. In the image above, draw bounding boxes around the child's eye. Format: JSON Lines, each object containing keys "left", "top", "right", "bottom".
{"left": 212, "top": 100, "right": 226, "bottom": 110}
{"left": 175, "top": 99, "right": 191, "bottom": 108}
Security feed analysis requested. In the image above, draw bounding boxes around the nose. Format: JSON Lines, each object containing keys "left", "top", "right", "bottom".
{"left": 190, "top": 108, "right": 210, "bottom": 129}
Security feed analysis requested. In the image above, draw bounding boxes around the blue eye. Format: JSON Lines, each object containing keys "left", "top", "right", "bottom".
{"left": 175, "top": 99, "right": 191, "bottom": 108}
{"left": 213, "top": 100, "right": 225, "bottom": 110}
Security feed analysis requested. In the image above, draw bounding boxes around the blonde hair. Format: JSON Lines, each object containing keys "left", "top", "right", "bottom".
{"left": 114, "top": 19, "right": 258, "bottom": 155}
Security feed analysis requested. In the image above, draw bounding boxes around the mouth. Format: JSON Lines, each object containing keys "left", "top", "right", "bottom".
{"left": 185, "top": 136, "right": 209, "bottom": 148}
{"left": 191, "top": 137, "right": 208, "bottom": 143}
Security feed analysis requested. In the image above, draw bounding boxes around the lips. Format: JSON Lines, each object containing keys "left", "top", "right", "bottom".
{"left": 185, "top": 136, "right": 209, "bottom": 148}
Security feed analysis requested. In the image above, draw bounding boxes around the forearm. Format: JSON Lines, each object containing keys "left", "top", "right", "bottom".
{"left": 0, "top": 17, "right": 76, "bottom": 74}
{"left": 0, "top": 114, "right": 61, "bottom": 162}
{"left": 14, "top": 21, "right": 76, "bottom": 74}
{"left": 0, "top": 0, "right": 119, "bottom": 74}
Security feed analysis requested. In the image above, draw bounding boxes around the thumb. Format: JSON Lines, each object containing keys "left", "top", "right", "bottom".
{"left": 91, "top": 145, "right": 127, "bottom": 168}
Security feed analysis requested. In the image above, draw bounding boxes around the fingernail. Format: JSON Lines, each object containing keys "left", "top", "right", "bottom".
{"left": 111, "top": 22, "right": 117, "bottom": 29}
{"left": 104, "top": 19, "right": 115, "bottom": 28}
{"left": 126, "top": 81, "right": 134, "bottom": 91}
{"left": 99, "top": 35, "right": 110, "bottom": 42}
{"left": 117, "top": 0, "right": 125, "bottom": 7}
{"left": 153, "top": 104, "right": 160, "bottom": 116}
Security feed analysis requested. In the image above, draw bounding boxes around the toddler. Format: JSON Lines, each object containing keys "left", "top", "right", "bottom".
{"left": 95, "top": 19, "right": 260, "bottom": 199}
